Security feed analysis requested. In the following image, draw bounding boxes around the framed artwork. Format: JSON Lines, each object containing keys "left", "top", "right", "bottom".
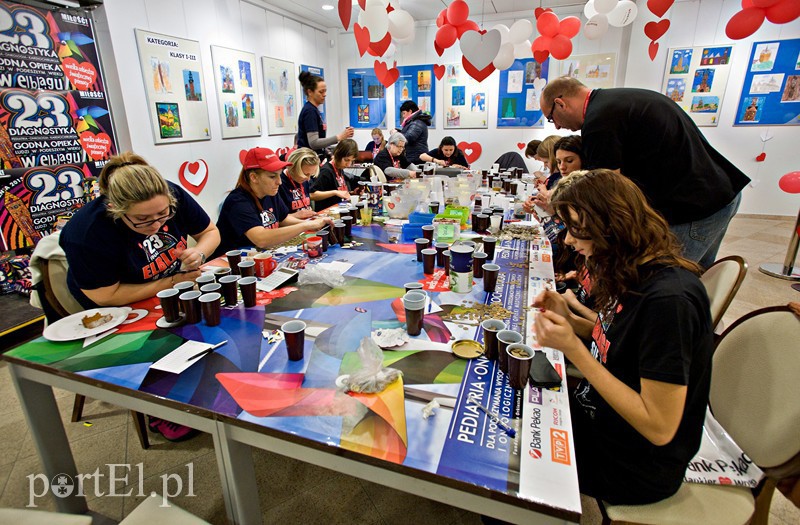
{"left": 443, "top": 64, "right": 487, "bottom": 129}
{"left": 262, "top": 56, "right": 298, "bottom": 135}
{"left": 734, "top": 39, "right": 800, "bottom": 126}
{"left": 211, "top": 45, "right": 262, "bottom": 138}
{"left": 347, "top": 68, "right": 387, "bottom": 129}
{"left": 497, "top": 58, "right": 551, "bottom": 128}
{"left": 661, "top": 45, "right": 733, "bottom": 126}
{"left": 394, "top": 64, "right": 436, "bottom": 129}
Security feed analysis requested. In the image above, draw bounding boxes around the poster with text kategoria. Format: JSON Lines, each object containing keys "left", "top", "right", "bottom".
{"left": 497, "top": 58, "right": 550, "bottom": 128}
{"left": 347, "top": 68, "right": 387, "bottom": 129}
{"left": 262, "top": 56, "right": 297, "bottom": 136}
{"left": 394, "top": 64, "right": 436, "bottom": 129}
{"left": 661, "top": 45, "right": 733, "bottom": 126}
{"left": 211, "top": 46, "right": 261, "bottom": 139}
{"left": 134, "top": 29, "right": 211, "bottom": 143}
{"left": 443, "top": 64, "right": 488, "bottom": 129}
{"left": 735, "top": 38, "right": 800, "bottom": 126}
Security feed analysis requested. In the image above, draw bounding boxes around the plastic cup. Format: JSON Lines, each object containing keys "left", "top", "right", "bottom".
{"left": 350, "top": 195, "right": 360, "bottom": 206}
{"left": 226, "top": 250, "right": 242, "bottom": 275}
{"left": 403, "top": 291, "right": 427, "bottom": 336}
{"left": 219, "top": 275, "right": 240, "bottom": 307}
{"left": 506, "top": 343, "right": 534, "bottom": 390}
{"left": 415, "top": 238, "right": 430, "bottom": 262}
{"left": 282, "top": 320, "right": 306, "bottom": 361}
{"left": 489, "top": 214, "right": 502, "bottom": 234}
{"left": 178, "top": 290, "right": 202, "bottom": 324}
{"left": 404, "top": 282, "right": 424, "bottom": 293}
{"left": 334, "top": 221, "right": 346, "bottom": 245}
{"left": 342, "top": 216, "right": 353, "bottom": 237}
{"left": 195, "top": 273, "right": 215, "bottom": 287}
{"left": 421, "top": 248, "right": 437, "bottom": 275}
{"left": 238, "top": 276, "right": 258, "bottom": 307}
{"left": 480, "top": 319, "right": 507, "bottom": 361}
{"left": 435, "top": 242, "right": 448, "bottom": 267}
{"left": 238, "top": 260, "right": 255, "bottom": 277}
{"left": 316, "top": 229, "right": 329, "bottom": 252}
{"left": 483, "top": 263, "right": 500, "bottom": 292}
{"left": 157, "top": 288, "right": 180, "bottom": 323}
{"left": 421, "top": 225, "right": 434, "bottom": 241}
{"left": 200, "top": 282, "right": 221, "bottom": 294}
{"left": 472, "top": 252, "right": 487, "bottom": 278}
{"left": 429, "top": 201, "right": 440, "bottom": 214}
{"left": 360, "top": 206, "right": 373, "bottom": 226}
{"left": 199, "top": 292, "right": 222, "bottom": 327}
{"left": 497, "top": 330, "right": 524, "bottom": 374}
{"left": 213, "top": 267, "right": 231, "bottom": 282}
{"left": 483, "top": 237, "right": 497, "bottom": 261}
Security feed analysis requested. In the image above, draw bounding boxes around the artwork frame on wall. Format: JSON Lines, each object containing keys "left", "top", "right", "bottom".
{"left": 394, "top": 64, "right": 436, "bottom": 129}
{"left": 734, "top": 38, "right": 800, "bottom": 126}
{"left": 134, "top": 29, "right": 211, "bottom": 144}
{"left": 347, "top": 68, "right": 387, "bottom": 129}
{"left": 661, "top": 45, "right": 733, "bottom": 127}
{"left": 211, "top": 45, "right": 262, "bottom": 139}
{"left": 262, "top": 56, "right": 298, "bottom": 136}
{"left": 558, "top": 52, "right": 616, "bottom": 90}
{"left": 497, "top": 58, "right": 550, "bottom": 128}
{"left": 443, "top": 63, "right": 488, "bottom": 129}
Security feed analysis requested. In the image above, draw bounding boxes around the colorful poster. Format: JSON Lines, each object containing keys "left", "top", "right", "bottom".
{"left": 444, "top": 64, "right": 488, "bottom": 129}
{"left": 211, "top": 46, "right": 261, "bottom": 138}
{"left": 735, "top": 39, "right": 800, "bottom": 125}
{"left": 262, "top": 56, "right": 297, "bottom": 136}
{"left": 661, "top": 45, "right": 733, "bottom": 126}
{"left": 393, "top": 64, "right": 436, "bottom": 129}
{"left": 497, "top": 58, "right": 550, "bottom": 128}
{"left": 347, "top": 68, "right": 387, "bottom": 129}
{"left": 558, "top": 52, "right": 616, "bottom": 90}
{"left": 134, "top": 29, "right": 211, "bottom": 143}
{"left": 299, "top": 64, "right": 325, "bottom": 120}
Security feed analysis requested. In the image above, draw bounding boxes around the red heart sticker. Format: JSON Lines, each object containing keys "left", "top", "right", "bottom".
{"left": 517, "top": 142, "right": 526, "bottom": 150}
{"left": 533, "top": 50, "right": 550, "bottom": 64}
{"left": 644, "top": 19, "right": 671, "bottom": 41}
{"left": 648, "top": 41, "right": 660, "bottom": 61}
{"left": 178, "top": 159, "right": 209, "bottom": 195}
{"left": 374, "top": 60, "right": 399, "bottom": 87}
{"left": 354, "top": 23, "right": 371, "bottom": 56}
{"left": 61, "top": 57, "right": 97, "bottom": 90}
{"left": 367, "top": 31, "right": 392, "bottom": 57}
{"left": 461, "top": 55, "right": 495, "bottom": 82}
{"left": 338, "top": 0, "right": 351, "bottom": 30}
{"left": 457, "top": 141, "right": 482, "bottom": 164}
{"left": 719, "top": 477, "right": 733, "bottom": 485}
{"left": 433, "top": 64, "right": 445, "bottom": 80}
{"left": 756, "top": 152, "right": 767, "bottom": 162}
{"left": 647, "top": 0, "right": 675, "bottom": 18}
{"left": 78, "top": 131, "right": 112, "bottom": 161}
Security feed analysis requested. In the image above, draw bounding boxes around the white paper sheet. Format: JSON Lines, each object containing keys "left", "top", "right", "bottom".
{"left": 150, "top": 341, "right": 213, "bottom": 374}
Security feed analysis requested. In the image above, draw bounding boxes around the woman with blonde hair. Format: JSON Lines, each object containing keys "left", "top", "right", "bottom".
{"left": 364, "top": 128, "right": 385, "bottom": 158}
{"left": 278, "top": 147, "right": 319, "bottom": 219}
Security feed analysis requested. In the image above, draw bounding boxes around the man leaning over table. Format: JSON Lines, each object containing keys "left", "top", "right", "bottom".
{"left": 540, "top": 76, "right": 750, "bottom": 269}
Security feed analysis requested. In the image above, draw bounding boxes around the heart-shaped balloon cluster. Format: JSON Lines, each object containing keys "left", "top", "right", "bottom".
{"left": 725, "top": 0, "right": 800, "bottom": 40}
{"left": 434, "top": 0, "right": 480, "bottom": 57}
{"left": 583, "top": 0, "right": 639, "bottom": 41}
{"left": 531, "top": 10, "right": 581, "bottom": 62}
{"left": 346, "top": 0, "right": 416, "bottom": 62}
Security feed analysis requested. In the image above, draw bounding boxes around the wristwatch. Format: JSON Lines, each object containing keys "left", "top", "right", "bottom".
{"left": 199, "top": 252, "right": 206, "bottom": 264}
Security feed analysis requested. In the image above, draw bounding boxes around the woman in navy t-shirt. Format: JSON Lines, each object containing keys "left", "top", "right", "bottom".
{"left": 278, "top": 147, "right": 318, "bottom": 219}
{"left": 216, "top": 147, "right": 331, "bottom": 255}
{"left": 419, "top": 136, "right": 469, "bottom": 169}
{"left": 310, "top": 139, "right": 358, "bottom": 212}
{"left": 297, "top": 71, "right": 353, "bottom": 159}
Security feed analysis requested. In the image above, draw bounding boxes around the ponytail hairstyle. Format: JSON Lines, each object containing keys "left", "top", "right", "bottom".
{"left": 99, "top": 151, "right": 175, "bottom": 220}
{"left": 298, "top": 70, "right": 323, "bottom": 98}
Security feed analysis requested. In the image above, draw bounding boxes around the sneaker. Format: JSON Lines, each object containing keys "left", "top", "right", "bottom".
{"left": 147, "top": 416, "right": 162, "bottom": 433}
{"left": 156, "top": 420, "right": 199, "bottom": 442}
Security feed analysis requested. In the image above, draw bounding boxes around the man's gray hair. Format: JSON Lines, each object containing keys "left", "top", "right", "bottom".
{"left": 387, "top": 132, "right": 406, "bottom": 146}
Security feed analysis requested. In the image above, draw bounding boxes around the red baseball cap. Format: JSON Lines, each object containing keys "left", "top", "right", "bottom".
{"left": 239, "top": 147, "right": 291, "bottom": 172}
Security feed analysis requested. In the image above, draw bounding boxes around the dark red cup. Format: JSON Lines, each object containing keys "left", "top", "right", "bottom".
{"left": 483, "top": 236, "right": 497, "bottom": 261}
{"left": 421, "top": 248, "right": 437, "bottom": 275}
{"left": 435, "top": 242, "right": 448, "bottom": 267}
{"left": 238, "top": 260, "right": 255, "bottom": 277}
{"left": 473, "top": 252, "right": 487, "bottom": 278}
{"left": 238, "top": 276, "right": 257, "bottom": 307}
{"left": 483, "top": 263, "right": 500, "bottom": 293}
{"left": 178, "top": 290, "right": 202, "bottom": 324}
{"left": 219, "top": 275, "right": 240, "bottom": 307}
{"left": 199, "top": 292, "right": 221, "bottom": 327}
{"left": 415, "top": 238, "right": 430, "bottom": 262}
{"left": 157, "top": 288, "right": 181, "bottom": 323}
{"left": 421, "top": 225, "right": 434, "bottom": 241}
{"left": 226, "top": 250, "right": 242, "bottom": 275}
{"left": 282, "top": 320, "right": 306, "bottom": 361}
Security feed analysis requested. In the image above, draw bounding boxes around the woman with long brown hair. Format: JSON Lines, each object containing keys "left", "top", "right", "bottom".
{"left": 533, "top": 169, "right": 713, "bottom": 505}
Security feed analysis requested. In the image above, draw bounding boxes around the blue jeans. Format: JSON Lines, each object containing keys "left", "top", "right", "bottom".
{"left": 670, "top": 192, "right": 742, "bottom": 269}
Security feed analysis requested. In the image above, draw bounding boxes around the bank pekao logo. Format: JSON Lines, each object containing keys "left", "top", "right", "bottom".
{"left": 28, "top": 463, "right": 194, "bottom": 508}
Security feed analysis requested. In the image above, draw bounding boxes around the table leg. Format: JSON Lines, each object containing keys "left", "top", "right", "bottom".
{"left": 8, "top": 363, "right": 88, "bottom": 514}
{"left": 213, "top": 420, "right": 261, "bottom": 525}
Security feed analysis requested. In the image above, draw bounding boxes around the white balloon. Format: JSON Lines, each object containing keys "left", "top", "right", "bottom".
{"left": 492, "top": 24, "right": 511, "bottom": 44}
{"left": 593, "top": 0, "right": 618, "bottom": 15}
{"left": 508, "top": 19, "right": 533, "bottom": 44}
{"left": 388, "top": 9, "right": 414, "bottom": 40}
{"left": 493, "top": 43, "right": 515, "bottom": 70}
{"left": 584, "top": 0, "right": 598, "bottom": 19}
{"left": 513, "top": 39, "right": 532, "bottom": 59}
{"left": 382, "top": 42, "right": 396, "bottom": 58}
{"left": 394, "top": 31, "right": 415, "bottom": 45}
{"left": 359, "top": 4, "right": 389, "bottom": 40}
{"left": 584, "top": 13, "right": 609, "bottom": 40}
{"left": 364, "top": 0, "right": 386, "bottom": 9}
{"left": 607, "top": 0, "right": 637, "bottom": 27}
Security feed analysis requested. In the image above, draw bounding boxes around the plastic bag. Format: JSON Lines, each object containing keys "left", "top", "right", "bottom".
{"left": 339, "top": 337, "right": 402, "bottom": 394}
{"left": 297, "top": 264, "right": 346, "bottom": 288}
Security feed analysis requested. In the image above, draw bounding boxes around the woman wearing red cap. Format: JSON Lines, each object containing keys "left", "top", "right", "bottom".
{"left": 216, "top": 147, "right": 331, "bottom": 255}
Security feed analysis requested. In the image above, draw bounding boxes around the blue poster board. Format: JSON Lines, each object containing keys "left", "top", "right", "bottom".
{"left": 347, "top": 68, "right": 387, "bottom": 129}
{"left": 734, "top": 38, "right": 800, "bottom": 126}
{"left": 496, "top": 58, "right": 550, "bottom": 128}
{"left": 299, "top": 64, "right": 325, "bottom": 120}
{"left": 394, "top": 64, "right": 436, "bottom": 129}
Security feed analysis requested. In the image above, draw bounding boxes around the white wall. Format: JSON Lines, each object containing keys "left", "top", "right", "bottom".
{"left": 336, "top": 1, "right": 800, "bottom": 217}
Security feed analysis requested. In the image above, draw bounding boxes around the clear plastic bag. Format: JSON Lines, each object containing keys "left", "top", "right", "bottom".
{"left": 297, "top": 264, "right": 346, "bottom": 288}
{"left": 339, "top": 337, "right": 402, "bottom": 394}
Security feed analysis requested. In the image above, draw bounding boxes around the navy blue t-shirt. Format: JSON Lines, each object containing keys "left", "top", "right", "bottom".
{"left": 309, "top": 163, "right": 348, "bottom": 212}
{"left": 425, "top": 148, "right": 469, "bottom": 168}
{"left": 278, "top": 172, "right": 312, "bottom": 213}
{"left": 216, "top": 187, "right": 289, "bottom": 254}
{"left": 60, "top": 182, "right": 211, "bottom": 309}
{"left": 297, "top": 101, "right": 325, "bottom": 156}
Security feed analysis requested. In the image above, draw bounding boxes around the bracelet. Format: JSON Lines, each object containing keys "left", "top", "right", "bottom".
{"left": 171, "top": 274, "right": 176, "bottom": 286}
{"left": 199, "top": 251, "right": 206, "bottom": 264}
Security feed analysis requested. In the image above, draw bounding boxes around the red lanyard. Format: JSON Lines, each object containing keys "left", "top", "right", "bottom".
{"left": 583, "top": 89, "right": 593, "bottom": 120}
{"left": 331, "top": 163, "right": 346, "bottom": 190}
{"left": 388, "top": 151, "right": 399, "bottom": 168}
{"left": 288, "top": 174, "right": 307, "bottom": 200}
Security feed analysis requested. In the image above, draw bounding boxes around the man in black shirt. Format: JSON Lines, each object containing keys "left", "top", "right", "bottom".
{"left": 541, "top": 77, "right": 750, "bottom": 268}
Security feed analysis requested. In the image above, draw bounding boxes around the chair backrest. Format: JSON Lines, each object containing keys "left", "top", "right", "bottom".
{"left": 710, "top": 305, "right": 800, "bottom": 469}
{"left": 30, "top": 233, "right": 84, "bottom": 323}
{"left": 700, "top": 255, "right": 747, "bottom": 330}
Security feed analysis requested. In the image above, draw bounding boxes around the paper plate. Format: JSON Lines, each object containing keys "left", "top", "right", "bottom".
{"left": 43, "top": 307, "right": 130, "bottom": 342}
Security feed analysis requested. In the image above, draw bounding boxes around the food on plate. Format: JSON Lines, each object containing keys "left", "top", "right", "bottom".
{"left": 81, "top": 311, "right": 113, "bottom": 329}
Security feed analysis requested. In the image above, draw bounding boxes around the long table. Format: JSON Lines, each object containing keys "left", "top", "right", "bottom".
{"left": 3, "top": 224, "right": 580, "bottom": 524}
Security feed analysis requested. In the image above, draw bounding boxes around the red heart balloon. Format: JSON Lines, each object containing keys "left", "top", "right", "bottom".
{"left": 647, "top": 0, "right": 675, "bottom": 18}
{"left": 644, "top": 19, "right": 671, "bottom": 41}
{"left": 457, "top": 141, "right": 483, "bottom": 164}
{"left": 461, "top": 55, "right": 495, "bottom": 82}
{"left": 374, "top": 60, "right": 399, "bottom": 87}
{"left": 433, "top": 64, "right": 445, "bottom": 80}
{"left": 338, "top": 0, "right": 351, "bottom": 30}
{"left": 517, "top": 142, "right": 526, "bottom": 150}
{"left": 354, "top": 23, "right": 371, "bottom": 56}
{"left": 367, "top": 31, "right": 392, "bottom": 57}
{"left": 779, "top": 171, "right": 800, "bottom": 194}
{"left": 756, "top": 152, "right": 767, "bottom": 162}
{"left": 648, "top": 41, "right": 659, "bottom": 61}
{"left": 533, "top": 50, "right": 550, "bottom": 64}
{"left": 534, "top": 7, "right": 553, "bottom": 18}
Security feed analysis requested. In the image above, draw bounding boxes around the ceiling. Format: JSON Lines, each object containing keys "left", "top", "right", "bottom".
{"left": 262, "top": 0, "right": 586, "bottom": 30}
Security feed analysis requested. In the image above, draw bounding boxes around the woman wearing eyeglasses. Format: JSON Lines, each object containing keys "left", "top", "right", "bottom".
{"left": 60, "top": 151, "right": 220, "bottom": 310}
{"left": 372, "top": 132, "right": 417, "bottom": 181}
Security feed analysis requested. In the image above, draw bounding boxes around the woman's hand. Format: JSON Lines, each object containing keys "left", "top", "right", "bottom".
{"left": 522, "top": 196, "right": 536, "bottom": 214}
{"left": 293, "top": 208, "right": 317, "bottom": 219}
{"left": 534, "top": 309, "right": 582, "bottom": 360}
{"left": 177, "top": 247, "right": 205, "bottom": 270}
{"left": 338, "top": 127, "right": 355, "bottom": 141}
{"left": 335, "top": 190, "right": 351, "bottom": 200}
{"left": 533, "top": 289, "right": 570, "bottom": 319}
{"left": 436, "top": 159, "right": 446, "bottom": 167}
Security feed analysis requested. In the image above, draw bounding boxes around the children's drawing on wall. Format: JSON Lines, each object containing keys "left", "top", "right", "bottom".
{"left": 690, "top": 96, "right": 719, "bottom": 113}
{"left": 357, "top": 104, "right": 370, "bottom": 123}
{"left": 285, "top": 94, "right": 294, "bottom": 116}
{"left": 739, "top": 96, "right": 765, "bottom": 122}
{"left": 418, "top": 96, "right": 431, "bottom": 114}
{"left": 471, "top": 93, "right": 485, "bottom": 112}
{"left": 156, "top": 102, "right": 182, "bottom": 138}
{"left": 501, "top": 98, "right": 517, "bottom": 118}
{"left": 267, "top": 79, "right": 278, "bottom": 102}
{"left": 700, "top": 47, "right": 731, "bottom": 66}
{"left": 274, "top": 105, "right": 285, "bottom": 128}
{"left": 525, "top": 88, "right": 538, "bottom": 111}
{"left": 150, "top": 58, "right": 172, "bottom": 94}
{"left": 224, "top": 101, "right": 239, "bottom": 127}
{"left": 280, "top": 70, "right": 288, "bottom": 91}
{"left": 446, "top": 64, "right": 459, "bottom": 84}
{"left": 750, "top": 74, "right": 785, "bottom": 94}
{"left": 692, "top": 69, "right": 715, "bottom": 92}
{"left": 782, "top": 76, "right": 800, "bottom": 102}
{"left": 239, "top": 60, "right": 252, "bottom": 88}
{"left": 367, "top": 84, "right": 384, "bottom": 99}
{"left": 418, "top": 70, "right": 431, "bottom": 91}
{"left": 525, "top": 61, "right": 543, "bottom": 83}
{"left": 446, "top": 107, "right": 460, "bottom": 126}
{"left": 670, "top": 49, "right": 692, "bottom": 74}
{"left": 666, "top": 78, "right": 686, "bottom": 102}
{"left": 242, "top": 94, "right": 255, "bottom": 118}
{"left": 508, "top": 70, "right": 523, "bottom": 94}
{"left": 220, "top": 66, "right": 235, "bottom": 93}
{"left": 751, "top": 43, "right": 779, "bottom": 72}
{"left": 183, "top": 70, "right": 202, "bottom": 101}
{"left": 452, "top": 86, "right": 465, "bottom": 106}
{"left": 351, "top": 78, "right": 363, "bottom": 98}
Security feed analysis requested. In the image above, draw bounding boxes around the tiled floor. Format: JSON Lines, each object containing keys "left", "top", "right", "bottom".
{"left": 1, "top": 215, "right": 798, "bottom": 524}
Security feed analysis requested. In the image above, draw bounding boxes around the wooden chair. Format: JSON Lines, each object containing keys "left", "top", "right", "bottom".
{"left": 600, "top": 305, "right": 800, "bottom": 525}
{"left": 699, "top": 255, "right": 748, "bottom": 331}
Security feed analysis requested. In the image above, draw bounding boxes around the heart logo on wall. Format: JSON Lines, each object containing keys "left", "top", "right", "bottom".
{"left": 178, "top": 159, "right": 209, "bottom": 195}
{"left": 78, "top": 131, "right": 112, "bottom": 160}
{"left": 517, "top": 142, "right": 526, "bottom": 150}
{"left": 374, "top": 60, "right": 399, "bottom": 87}
{"left": 433, "top": 64, "right": 445, "bottom": 80}
{"left": 458, "top": 141, "right": 482, "bottom": 164}
{"left": 61, "top": 58, "right": 97, "bottom": 90}
{"left": 756, "top": 152, "right": 767, "bottom": 162}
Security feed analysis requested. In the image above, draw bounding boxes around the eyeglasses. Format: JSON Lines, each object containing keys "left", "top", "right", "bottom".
{"left": 392, "top": 144, "right": 405, "bottom": 151}
{"left": 546, "top": 95, "right": 562, "bottom": 124}
{"left": 124, "top": 207, "right": 175, "bottom": 229}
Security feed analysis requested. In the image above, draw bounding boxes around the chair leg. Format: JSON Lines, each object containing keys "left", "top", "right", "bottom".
{"left": 751, "top": 477, "right": 777, "bottom": 525}
{"left": 130, "top": 411, "right": 150, "bottom": 450}
{"left": 71, "top": 394, "right": 86, "bottom": 422}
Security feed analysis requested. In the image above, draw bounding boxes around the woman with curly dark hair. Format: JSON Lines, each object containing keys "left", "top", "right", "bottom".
{"left": 533, "top": 169, "right": 713, "bottom": 505}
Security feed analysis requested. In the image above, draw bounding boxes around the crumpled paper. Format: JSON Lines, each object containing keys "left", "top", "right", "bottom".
{"left": 371, "top": 328, "right": 409, "bottom": 348}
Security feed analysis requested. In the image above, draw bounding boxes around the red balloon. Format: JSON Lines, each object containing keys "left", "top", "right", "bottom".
{"left": 765, "top": 0, "right": 800, "bottom": 24}
{"left": 725, "top": 7, "right": 766, "bottom": 40}
{"left": 741, "top": 0, "right": 755, "bottom": 7}
{"left": 435, "top": 24, "right": 458, "bottom": 49}
{"left": 456, "top": 20, "right": 480, "bottom": 38}
{"left": 532, "top": 35, "right": 552, "bottom": 52}
{"left": 779, "top": 171, "right": 800, "bottom": 194}
{"left": 447, "top": 0, "right": 470, "bottom": 26}
{"left": 559, "top": 16, "right": 582, "bottom": 38}
{"left": 537, "top": 11, "right": 560, "bottom": 38}
{"left": 550, "top": 34, "right": 573, "bottom": 60}
{"left": 751, "top": 0, "right": 781, "bottom": 7}
{"left": 436, "top": 8, "right": 447, "bottom": 28}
